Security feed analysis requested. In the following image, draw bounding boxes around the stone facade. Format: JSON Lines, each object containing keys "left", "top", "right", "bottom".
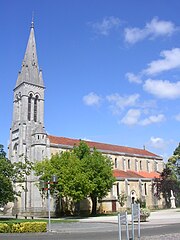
{"left": 8, "top": 22, "right": 164, "bottom": 217}
{"left": 48, "top": 135, "right": 164, "bottom": 213}
{"left": 8, "top": 22, "right": 51, "bottom": 217}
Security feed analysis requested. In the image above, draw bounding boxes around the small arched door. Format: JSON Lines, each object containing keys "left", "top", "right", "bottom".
{"left": 131, "top": 190, "right": 136, "bottom": 204}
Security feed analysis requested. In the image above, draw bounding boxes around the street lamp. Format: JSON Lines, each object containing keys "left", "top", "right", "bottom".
{"left": 40, "top": 175, "right": 58, "bottom": 232}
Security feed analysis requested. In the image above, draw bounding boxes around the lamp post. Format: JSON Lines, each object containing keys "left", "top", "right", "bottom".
{"left": 40, "top": 175, "right": 58, "bottom": 232}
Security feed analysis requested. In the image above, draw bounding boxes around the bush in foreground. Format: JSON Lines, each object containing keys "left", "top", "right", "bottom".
{"left": 0, "top": 222, "right": 47, "bottom": 233}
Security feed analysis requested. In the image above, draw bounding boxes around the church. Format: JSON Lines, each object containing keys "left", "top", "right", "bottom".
{"left": 8, "top": 21, "right": 164, "bottom": 217}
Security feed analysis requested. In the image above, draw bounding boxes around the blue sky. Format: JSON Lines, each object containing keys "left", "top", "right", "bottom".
{"left": 1, "top": 0, "right": 180, "bottom": 160}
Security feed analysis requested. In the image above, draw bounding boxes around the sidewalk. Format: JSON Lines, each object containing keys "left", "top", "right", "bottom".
{"left": 79, "top": 208, "right": 180, "bottom": 225}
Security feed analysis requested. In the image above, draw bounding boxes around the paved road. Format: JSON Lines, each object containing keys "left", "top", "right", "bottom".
{"left": 1, "top": 209, "right": 180, "bottom": 239}
{"left": 1, "top": 222, "right": 180, "bottom": 240}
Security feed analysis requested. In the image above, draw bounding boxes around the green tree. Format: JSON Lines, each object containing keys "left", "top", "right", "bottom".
{"left": 154, "top": 162, "right": 180, "bottom": 207}
{"left": 0, "top": 145, "right": 15, "bottom": 207}
{"left": 82, "top": 149, "right": 115, "bottom": 215}
{"left": 0, "top": 144, "right": 6, "bottom": 158}
{"left": 154, "top": 143, "right": 180, "bottom": 207}
{"left": 0, "top": 145, "right": 34, "bottom": 208}
{"left": 73, "top": 141, "right": 115, "bottom": 215}
{"left": 13, "top": 157, "right": 34, "bottom": 184}
{"left": 35, "top": 151, "right": 91, "bottom": 214}
{"left": 35, "top": 141, "right": 115, "bottom": 215}
{"left": 173, "top": 143, "right": 180, "bottom": 157}
{"left": 73, "top": 141, "right": 90, "bottom": 160}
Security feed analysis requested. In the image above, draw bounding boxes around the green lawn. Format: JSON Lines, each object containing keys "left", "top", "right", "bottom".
{"left": 0, "top": 218, "right": 78, "bottom": 224}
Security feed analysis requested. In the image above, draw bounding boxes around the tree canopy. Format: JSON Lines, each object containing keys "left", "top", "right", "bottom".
{"left": 80, "top": 148, "right": 115, "bottom": 214}
{"left": 154, "top": 143, "right": 180, "bottom": 207}
{"left": 173, "top": 142, "right": 180, "bottom": 157}
{"left": 0, "top": 145, "right": 34, "bottom": 208}
{"left": 34, "top": 141, "right": 115, "bottom": 215}
{"left": 0, "top": 145, "right": 15, "bottom": 207}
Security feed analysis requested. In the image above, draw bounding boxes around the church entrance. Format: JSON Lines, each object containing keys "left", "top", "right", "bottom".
{"left": 131, "top": 190, "right": 137, "bottom": 204}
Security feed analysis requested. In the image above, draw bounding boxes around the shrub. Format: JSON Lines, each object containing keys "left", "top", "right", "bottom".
{"left": 0, "top": 223, "right": 11, "bottom": 233}
{"left": 118, "top": 192, "right": 127, "bottom": 207}
{"left": 12, "top": 223, "right": 23, "bottom": 233}
{"left": 140, "top": 208, "right": 150, "bottom": 218}
{"left": 0, "top": 222, "right": 47, "bottom": 233}
{"left": 21, "top": 222, "right": 47, "bottom": 232}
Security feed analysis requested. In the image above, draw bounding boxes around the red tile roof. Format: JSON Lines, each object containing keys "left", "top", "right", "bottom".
{"left": 48, "top": 135, "right": 162, "bottom": 160}
{"left": 138, "top": 171, "right": 160, "bottom": 178}
{"left": 113, "top": 169, "right": 160, "bottom": 179}
{"left": 113, "top": 169, "right": 144, "bottom": 178}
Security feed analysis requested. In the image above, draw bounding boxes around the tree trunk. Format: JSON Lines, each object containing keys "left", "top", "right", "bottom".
{"left": 91, "top": 195, "right": 97, "bottom": 215}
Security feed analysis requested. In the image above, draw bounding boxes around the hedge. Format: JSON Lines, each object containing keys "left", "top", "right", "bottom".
{"left": 0, "top": 223, "right": 10, "bottom": 233}
{"left": 0, "top": 222, "right": 47, "bottom": 233}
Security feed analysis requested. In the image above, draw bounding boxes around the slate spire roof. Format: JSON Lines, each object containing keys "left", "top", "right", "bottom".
{"left": 15, "top": 20, "right": 44, "bottom": 88}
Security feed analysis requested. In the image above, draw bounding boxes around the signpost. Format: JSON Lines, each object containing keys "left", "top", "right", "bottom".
{"left": 39, "top": 175, "right": 58, "bottom": 232}
{"left": 131, "top": 203, "right": 140, "bottom": 240}
{"left": 118, "top": 212, "right": 129, "bottom": 240}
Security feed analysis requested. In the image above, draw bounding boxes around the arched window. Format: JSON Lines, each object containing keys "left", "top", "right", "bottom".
{"left": 28, "top": 94, "right": 33, "bottom": 121}
{"left": 135, "top": 159, "right": 138, "bottom": 171}
{"left": 114, "top": 158, "right": 117, "bottom": 168}
{"left": 13, "top": 143, "right": 18, "bottom": 155}
{"left": 128, "top": 159, "right": 131, "bottom": 169}
{"left": 147, "top": 161, "right": 150, "bottom": 172}
{"left": 140, "top": 160, "right": 142, "bottom": 170}
{"left": 34, "top": 95, "right": 38, "bottom": 122}
{"left": 144, "top": 183, "right": 147, "bottom": 195}
{"left": 13, "top": 143, "right": 18, "bottom": 162}
{"left": 116, "top": 182, "right": 120, "bottom": 196}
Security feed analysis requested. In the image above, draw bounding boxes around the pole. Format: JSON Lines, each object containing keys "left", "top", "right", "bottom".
{"left": 131, "top": 204, "right": 134, "bottom": 240}
{"left": 48, "top": 181, "right": 51, "bottom": 232}
{"left": 118, "top": 213, "right": 121, "bottom": 240}
{"left": 25, "top": 176, "right": 27, "bottom": 218}
{"left": 125, "top": 211, "right": 129, "bottom": 240}
{"left": 138, "top": 203, "right": 140, "bottom": 239}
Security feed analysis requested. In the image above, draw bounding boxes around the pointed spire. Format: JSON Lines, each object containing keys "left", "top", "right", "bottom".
{"left": 31, "top": 11, "right": 34, "bottom": 28}
{"left": 15, "top": 20, "right": 44, "bottom": 88}
{"left": 31, "top": 20, "right": 34, "bottom": 29}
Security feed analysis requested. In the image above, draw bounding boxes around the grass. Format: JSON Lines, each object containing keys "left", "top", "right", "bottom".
{"left": 0, "top": 218, "right": 78, "bottom": 224}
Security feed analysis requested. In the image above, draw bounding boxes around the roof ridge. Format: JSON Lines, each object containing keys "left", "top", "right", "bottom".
{"left": 48, "top": 134, "right": 162, "bottom": 159}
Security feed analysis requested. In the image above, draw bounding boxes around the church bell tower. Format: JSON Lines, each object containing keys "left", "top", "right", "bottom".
{"left": 8, "top": 21, "right": 49, "bottom": 216}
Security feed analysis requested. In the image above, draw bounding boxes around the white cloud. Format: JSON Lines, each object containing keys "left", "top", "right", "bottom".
{"left": 106, "top": 93, "right": 140, "bottom": 114}
{"left": 144, "top": 48, "right": 180, "bottom": 75}
{"left": 121, "top": 109, "right": 141, "bottom": 125}
{"left": 143, "top": 79, "right": 180, "bottom": 99}
{"left": 146, "top": 17, "right": 176, "bottom": 37}
{"left": 83, "top": 92, "right": 102, "bottom": 106}
{"left": 124, "top": 27, "right": 147, "bottom": 44}
{"left": 121, "top": 110, "right": 165, "bottom": 126}
{"left": 90, "top": 16, "right": 121, "bottom": 36}
{"left": 175, "top": 113, "right": 180, "bottom": 121}
{"left": 124, "top": 17, "right": 177, "bottom": 44}
{"left": 125, "top": 72, "right": 142, "bottom": 84}
{"left": 148, "top": 137, "right": 169, "bottom": 150}
{"left": 139, "top": 100, "right": 157, "bottom": 110}
{"left": 140, "top": 114, "right": 165, "bottom": 126}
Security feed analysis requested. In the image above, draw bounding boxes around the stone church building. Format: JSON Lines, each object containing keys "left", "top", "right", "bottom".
{"left": 8, "top": 22, "right": 164, "bottom": 217}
